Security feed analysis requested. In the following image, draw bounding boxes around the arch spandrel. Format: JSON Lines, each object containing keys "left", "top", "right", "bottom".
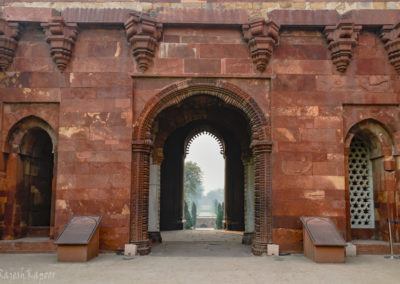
{"left": 133, "top": 79, "right": 270, "bottom": 144}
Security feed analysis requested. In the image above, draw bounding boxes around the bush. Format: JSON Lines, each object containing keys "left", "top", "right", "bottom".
{"left": 184, "top": 201, "right": 192, "bottom": 229}
{"left": 191, "top": 202, "right": 197, "bottom": 229}
{"left": 216, "top": 202, "right": 224, "bottom": 229}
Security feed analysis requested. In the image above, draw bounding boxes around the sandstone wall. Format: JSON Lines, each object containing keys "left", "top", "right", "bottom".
{"left": 0, "top": 5, "right": 399, "bottom": 251}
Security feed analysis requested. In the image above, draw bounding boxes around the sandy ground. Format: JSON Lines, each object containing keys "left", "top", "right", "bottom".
{"left": 0, "top": 230, "right": 399, "bottom": 284}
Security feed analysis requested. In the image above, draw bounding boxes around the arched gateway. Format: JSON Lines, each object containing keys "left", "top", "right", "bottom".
{"left": 2, "top": 116, "right": 57, "bottom": 240}
{"left": 130, "top": 79, "right": 272, "bottom": 255}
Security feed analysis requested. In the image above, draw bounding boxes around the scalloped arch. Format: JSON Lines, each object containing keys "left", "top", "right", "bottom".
{"left": 184, "top": 126, "right": 226, "bottom": 158}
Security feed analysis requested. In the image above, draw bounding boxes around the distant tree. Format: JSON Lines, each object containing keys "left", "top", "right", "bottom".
{"left": 184, "top": 161, "right": 204, "bottom": 203}
{"left": 212, "top": 199, "right": 219, "bottom": 216}
{"left": 191, "top": 202, "right": 197, "bottom": 229}
{"left": 216, "top": 202, "right": 224, "bottom": 229}
{"left": 206, "top": 189, "right": 224, "bottom": 204}
{"left": 184, "top": 201, "right": 192, "bottom": 229}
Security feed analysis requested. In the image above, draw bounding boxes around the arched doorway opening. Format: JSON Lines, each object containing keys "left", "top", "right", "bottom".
{"left": 345, "top": 119, "right": 397, "bottom": 242}
{"left": 184, "top": 132, "right": 225, "bottom": 231}
{"left": 131, "top": 80, "right": 272, "bottom": 255}
{"left": 156, "top": 95, "right": 247, "bottom": 235}
{"left": 1, "top": 116, "right": 56, "bottom": 239}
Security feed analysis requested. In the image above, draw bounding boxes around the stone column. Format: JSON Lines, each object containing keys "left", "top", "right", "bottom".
{"left": 148, "top": 159, "right": 162, "bottom": 243}
{"left": 130, "top": 139, "right": 152, "bottom": 255}
{"left": 251, "top": 140, "right": 272, "bottom": 255}
{"left": 243, "top": 156, "right": 255, "bottom": 244}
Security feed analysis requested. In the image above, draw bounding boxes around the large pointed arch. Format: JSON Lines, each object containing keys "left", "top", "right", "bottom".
{"left": 344, "top": 118, "right": 398, "bottom": 242}
{"left": 5, "top": 115, "right": 57, "bottom": 154}
{"left": 130, "top": 79, "right": 273, "bottom": 256}
{"left": 345, "top": 118, "right": 395, "bottom": 158}
{"left": 2, "top": 115, "right": 57, "bottom": 240}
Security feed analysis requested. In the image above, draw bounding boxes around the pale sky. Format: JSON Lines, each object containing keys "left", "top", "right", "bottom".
{"left": 185, "top": 134, "right": 225, "bottom": 195}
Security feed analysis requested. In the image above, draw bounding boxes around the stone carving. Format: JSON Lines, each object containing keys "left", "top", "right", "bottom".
{"left": 0, "top": 19, "right": 20, "bottom": 71}
{"left": 41, "top": 17, "right": 78, "bottom": 72}
{"left": 380, "top": 22, "right": 400, "bottom": 74}
{"left": 324, "top": 21, "right": 361, "bottom": 73}
{"left": 125, "top": 12, "right": 163, "bottom": 72}
{"left": 242, "top": 19, "right": 279, "bottom": 72}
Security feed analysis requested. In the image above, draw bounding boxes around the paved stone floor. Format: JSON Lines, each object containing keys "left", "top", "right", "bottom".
{"left": 0, "top": 230, "right": 399, "bottom": 284}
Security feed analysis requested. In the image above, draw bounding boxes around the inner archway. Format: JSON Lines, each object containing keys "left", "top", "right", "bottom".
{"left": 2, "top": 116, "right": 56, "bottom": 240}
{"left": 184, "top": 132, "right": 225, "bottom": 231}
{"left": 157, "top": 95, "right": 247, "bottom": 234}
{"left": 19, "top": 128, "right": 54, "bottom": 231}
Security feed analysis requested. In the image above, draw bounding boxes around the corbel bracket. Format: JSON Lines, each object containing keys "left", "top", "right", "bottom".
{"left": 242, "top": 18, "right": 280, "bottom": 72}
{"left": 324, "top": 21, "right": 361, "bottom": 73}
{"left": 0, "top": 19, "right": 21, "bottom": 71}
{"left": 41, "top": 16, "right": 78, "bottom": 72}
{"left": 125, "top": 12, "right": 163, "bottom": 72}
{"left": 380, "top": 22, "right": 400, "bottom": 74}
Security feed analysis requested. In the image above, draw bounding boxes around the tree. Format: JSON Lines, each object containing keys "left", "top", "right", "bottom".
{"left": 206, "top": 189, "right": 224, "bottom": 204}
{"left": 184, "top": 161, "right": 204, "bottom": 203}
{"left": 191, "top": 202, "right": 197, "bottom": 229}
{"left": 184, "top": 201, "right": 192, "bottom": 229}
{"left": 212, "top": 199, "right": 219, "bottom": 216}
{"left": 216, "top": 202, "right": 224, "bottom": 229}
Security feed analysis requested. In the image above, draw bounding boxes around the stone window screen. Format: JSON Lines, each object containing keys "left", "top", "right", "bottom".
{"left": 349, "top": 137, "right": 375, "bottom": 229}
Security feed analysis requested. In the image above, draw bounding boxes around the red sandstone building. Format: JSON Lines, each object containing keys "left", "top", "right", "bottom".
{"left": 0, "top": 2, "right": 399, "bottom": 255}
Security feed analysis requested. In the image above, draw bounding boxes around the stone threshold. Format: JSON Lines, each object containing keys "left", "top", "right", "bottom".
{"left": 0, "top": 237, "right": 56, "bottom": 253}
{"left": 352, "top": 239, "right": 400, "bottom": 255}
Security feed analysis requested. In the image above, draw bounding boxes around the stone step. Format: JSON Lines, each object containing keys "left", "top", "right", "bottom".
{"left": 26, "top": 227, "right": 51, "bottom": 238}
{"left": 0, "top": 237, "right": 56, "bottom": 253}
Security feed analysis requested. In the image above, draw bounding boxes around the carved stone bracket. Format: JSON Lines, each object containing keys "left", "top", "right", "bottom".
{"left": 125, "top": 12, "right": 163, "bottom": 72}
{"left": 324, "top": 21, "right": 361, "bottom": 73}
{"left": 380, "top": 22, "right": 400, "bottom": 74}
{"left": 0, "top": 19, "right": 20, "bottom": 71}
{"left": 242, "top": 19, "right": 279, "bottom": 72}
{"left": 41, "top": 17, "right": 78, "bottom": 72}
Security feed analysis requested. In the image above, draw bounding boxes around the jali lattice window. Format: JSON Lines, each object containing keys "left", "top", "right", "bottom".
{"left": 349, "top": 137, "right": 375, "bottom": 228}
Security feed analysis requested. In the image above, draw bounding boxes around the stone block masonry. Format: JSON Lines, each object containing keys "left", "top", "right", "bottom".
{"left": 0, "top": 3, "right": 399, "bottom": 255}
